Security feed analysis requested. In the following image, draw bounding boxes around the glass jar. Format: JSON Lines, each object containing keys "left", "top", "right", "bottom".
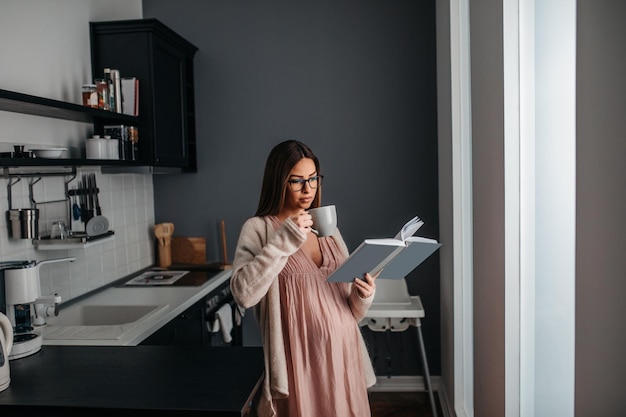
{"left": 82, "top": 84, "right": 98, "bottom": 108}
{"left": 95, "top": 79, "right": 109, "bottom": 110}
{"left": 128, "top": 126, "right": 139, "bottom": 160}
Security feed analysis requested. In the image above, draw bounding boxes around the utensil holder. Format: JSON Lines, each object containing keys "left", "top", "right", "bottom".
{"left": 7, "top": 208, "right": 39, "bottom": 239}
{"left": 157, "top": 240, "right": 172, "bottom": 268}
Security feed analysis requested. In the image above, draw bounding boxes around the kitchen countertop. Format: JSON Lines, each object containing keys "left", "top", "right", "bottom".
{"left": 39, "top": 267, "right": 232, "bottom": 346}
{"left": 0, "top": 345, "right": 263, "bottom": 416}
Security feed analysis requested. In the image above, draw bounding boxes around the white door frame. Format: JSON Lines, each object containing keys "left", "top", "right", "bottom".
{"left": 449, "top": 1, "right": 474, "bottom": 416}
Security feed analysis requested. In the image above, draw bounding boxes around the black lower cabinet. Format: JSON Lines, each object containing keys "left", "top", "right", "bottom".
{"left": 140, "top": 297, "right": 207, "bottom": 346}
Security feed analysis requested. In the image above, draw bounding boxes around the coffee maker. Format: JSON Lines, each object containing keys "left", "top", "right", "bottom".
{"left": 0, "top": 257, "right": 75, "bottom": 360}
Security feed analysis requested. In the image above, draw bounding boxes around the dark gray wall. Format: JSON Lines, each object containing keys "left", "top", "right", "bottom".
{"left": 144, "top": 0, "right": 440, "bottom": 376}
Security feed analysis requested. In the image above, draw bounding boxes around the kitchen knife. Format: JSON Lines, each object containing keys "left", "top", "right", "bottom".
{"left": 78, "top": 180, "right": 86, "bottom": 222}
{"left": 93, "top": 174, "right": 102, "bottom": 215}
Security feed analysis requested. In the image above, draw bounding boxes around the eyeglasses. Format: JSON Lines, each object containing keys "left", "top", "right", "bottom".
{"left": 286, "top": 175, "right": 323, "bottom": 192}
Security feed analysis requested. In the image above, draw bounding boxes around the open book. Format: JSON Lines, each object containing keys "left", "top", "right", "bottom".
{"left": 326, "top": 216, "right": 441, "bottom": 282}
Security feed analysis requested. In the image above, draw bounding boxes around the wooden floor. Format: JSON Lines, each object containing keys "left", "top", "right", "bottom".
{"left": 369, "top": 391, "right": 442, "bottom": 417}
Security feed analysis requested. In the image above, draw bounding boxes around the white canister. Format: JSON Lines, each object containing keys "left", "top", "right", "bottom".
{"left": 107, "top": 138, "right": 119, "bottom": 160}
{"left": 86, "top": 136, "right": 108, "bottom": 159}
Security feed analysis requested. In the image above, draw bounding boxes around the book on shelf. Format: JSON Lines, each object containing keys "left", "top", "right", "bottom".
{"left": 326, "top": 216, "right": 441, "bottom": 283}
{"left": 121, "top": 77, "right": 139, "bottom": 116}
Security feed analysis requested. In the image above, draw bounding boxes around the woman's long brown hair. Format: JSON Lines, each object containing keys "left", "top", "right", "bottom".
{"left": 255, "top": 140, "right": 322, "bottom": 216}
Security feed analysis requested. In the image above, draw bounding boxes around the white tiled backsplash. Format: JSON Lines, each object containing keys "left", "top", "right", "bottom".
{"left": 0, "top": 167, "right": 155, "bottom": 303}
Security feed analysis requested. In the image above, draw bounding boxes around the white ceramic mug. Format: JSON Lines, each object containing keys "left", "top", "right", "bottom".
{"left": 308, "top": 205, "right": 337, "bottom": 237}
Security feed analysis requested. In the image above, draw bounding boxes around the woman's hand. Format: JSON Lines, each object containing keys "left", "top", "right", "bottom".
{"left": 353, "top": 271, "right": 379, "bottom": 299}
{"left": 291, "top": 210, "right": 314, "bottom": 234}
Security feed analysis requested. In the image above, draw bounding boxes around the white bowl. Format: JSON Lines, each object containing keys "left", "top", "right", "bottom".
{"left": 29, "top": 147, "right": 67, "bottom": 158}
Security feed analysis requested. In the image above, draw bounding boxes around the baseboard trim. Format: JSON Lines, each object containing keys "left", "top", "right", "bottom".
{"left": 368, "top": 375, "right": 440, "bottom": 392}
{"left": 436, "top": 378, "right": 456, "bottom": 417}
{"left": 368, "top": 375, "right": 458, "bottom": 417}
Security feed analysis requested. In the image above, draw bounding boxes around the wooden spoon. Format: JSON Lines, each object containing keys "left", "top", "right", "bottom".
{"left": 153, "top": 224, "right": 165, "bottom": 246}
{"left": 161, "top": 222, "right": 174, "bottom": 244}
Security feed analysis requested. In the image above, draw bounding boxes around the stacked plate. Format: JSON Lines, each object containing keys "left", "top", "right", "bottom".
{"left": 29, "top": 147, "right": 68, "bottom": 158}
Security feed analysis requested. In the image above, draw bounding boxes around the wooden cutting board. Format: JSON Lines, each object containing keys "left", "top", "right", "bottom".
{"left": 171, "top": 237, "right": 206, "bottom": 265}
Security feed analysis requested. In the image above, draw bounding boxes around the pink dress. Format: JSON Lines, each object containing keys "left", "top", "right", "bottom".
{"left": 272, "top": 227, "right": 371, "bottom": 417}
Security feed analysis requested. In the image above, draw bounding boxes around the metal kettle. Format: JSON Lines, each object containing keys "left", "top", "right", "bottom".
{"left": 0, "top": 312, "right": 13, "bottom": 392}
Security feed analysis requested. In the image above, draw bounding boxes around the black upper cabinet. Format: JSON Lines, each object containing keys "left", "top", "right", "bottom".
{"left": 90, "top": 19, "right": 198, "bottom": 171}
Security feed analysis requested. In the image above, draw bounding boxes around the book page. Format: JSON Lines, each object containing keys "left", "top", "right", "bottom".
{"left": 394, "top": 216, "right": 424, "bottom": 241}
{"left": 363, "top": 238, "right": 406, "bottom": 247}
{"left": 405, "top": 235, "right": 438, "bottom": 244}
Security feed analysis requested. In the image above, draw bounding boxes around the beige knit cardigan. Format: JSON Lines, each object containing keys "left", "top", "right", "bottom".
{"left": 230, "top": 216, "right": 376, "bottom": 417}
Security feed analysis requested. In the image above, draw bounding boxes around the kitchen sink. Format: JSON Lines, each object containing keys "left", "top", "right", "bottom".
{"left": 46, "top": 305, "right": 167, "bottom": 326}
{"left": 41, "top": 304, "right": 169, "bottom": 340}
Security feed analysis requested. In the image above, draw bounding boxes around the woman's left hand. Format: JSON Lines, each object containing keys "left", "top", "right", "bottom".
{"left": 353, "top": 271, "right": 379, "bottom": 299}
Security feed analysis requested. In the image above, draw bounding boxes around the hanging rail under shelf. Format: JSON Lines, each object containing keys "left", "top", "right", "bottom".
{"left": 1, "top": 165, "right": 77, "bottom": 178}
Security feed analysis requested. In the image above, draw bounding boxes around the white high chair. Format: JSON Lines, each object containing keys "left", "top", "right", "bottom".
{"left": 360, "top": 278, "right": 437, "bottom": 417}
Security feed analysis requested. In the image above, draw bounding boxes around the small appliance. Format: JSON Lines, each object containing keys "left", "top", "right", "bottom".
{"left": 0, "top": 312, "right": 13, "bottom": 391}
{"left": 0, "top": 257, "right": 75, "bottom": 360}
